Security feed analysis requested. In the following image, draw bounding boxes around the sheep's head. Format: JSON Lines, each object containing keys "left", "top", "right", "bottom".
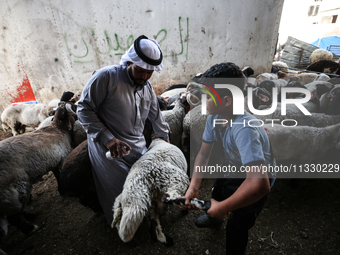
{"left": 285, "top": 81, "right": 307, "bottom": 99}
{"left": 330, "top": 85, "right": 340, "bottom": 98}
{"left": 277, "top": 71, "right": 287, "bottom": 79}
{"left": 70, "top": 90, "right": 82, "bottom": 103}
{"left": 177, "top": 92, "right": 190, "bottom": 113}
{"left": 111, "top": 194, "right": 145, "bottom": 243}
{"left": 186, "top": 82, "right": 204, "bottom": 107}
{"left": 53, "top": 103, "right": 76, "bottom": 131}
{"left": 156, "top": 96, "right": 168, "bottom": 111}
{"left": 251, "top": 87, "right": 272, "bottom": 109}
{"left": 111, "top": 206, "right": 122, "bottom": 229}
{"left": 312, "top": 83, "right": 333, "bottom": 100}
{"left": 258, "top": 80, "right": 275, "bottom": 93}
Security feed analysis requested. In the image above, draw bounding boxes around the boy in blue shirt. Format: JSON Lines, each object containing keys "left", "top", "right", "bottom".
{"left": 185, "top": 62, "right": 275, "bottom": 254}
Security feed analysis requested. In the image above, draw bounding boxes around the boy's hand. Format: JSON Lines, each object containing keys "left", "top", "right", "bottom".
{"left": 207, "top": 199, "right": 230, "bottom": 219}
{"left": 184, "top": 188, "right": 199, "bottom": 210}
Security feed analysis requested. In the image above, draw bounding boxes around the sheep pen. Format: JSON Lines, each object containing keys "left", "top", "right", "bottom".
{"left": 0, "top": 126, "right": 339, "bottom": 255}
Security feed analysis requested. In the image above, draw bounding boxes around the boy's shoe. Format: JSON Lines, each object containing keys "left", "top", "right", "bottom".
{"left": 194, "top": 214, "right": 223, "bottom": 228}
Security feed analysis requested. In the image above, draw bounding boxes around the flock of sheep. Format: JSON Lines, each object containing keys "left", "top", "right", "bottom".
{"left": 0, "top": 48, "right": 340, "bottom": 254}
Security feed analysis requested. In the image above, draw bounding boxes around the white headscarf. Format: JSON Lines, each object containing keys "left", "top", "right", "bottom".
{"left": 120, "top": 36, "right": 163, "bottom": 73}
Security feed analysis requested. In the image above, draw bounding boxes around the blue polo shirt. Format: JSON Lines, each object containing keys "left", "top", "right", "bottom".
{"left": 202, "top": 111, "right": 275, "bottom": 185}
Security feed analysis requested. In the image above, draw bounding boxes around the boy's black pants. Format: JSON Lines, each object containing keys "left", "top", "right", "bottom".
{"left": 212, "top": 178, "right": 267, "bottom": 255}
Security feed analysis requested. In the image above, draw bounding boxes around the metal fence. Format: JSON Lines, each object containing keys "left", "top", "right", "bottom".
{"left": 326, "top": 45, "right": 340, "bottom": 60}
{"left": 280, "top": 36, "right": 319, "bottom": 69}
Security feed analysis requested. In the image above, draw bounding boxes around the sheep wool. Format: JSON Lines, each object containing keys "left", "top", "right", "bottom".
{"left": 254, "top": 73, "right": 278, "bottom": 86}
{"left": 254, "top": 109, "right": 340, "bottom": 127}
{"left": 0, "top": 104, "right": 77, "bottom": 248}
{"left": 1, "top": 103, "right": 54, "bottom": 136}
{"left": 264, "top": 123, "right": 340, "bottom": 164}
{"left": 161, "top": 96, "right": 188, "bottom": 148}
{"left": 112, "top": 138, "right": 189, "bottom": 245}
{"left": 309, "top": 49, "right": 333, "bottom": 64}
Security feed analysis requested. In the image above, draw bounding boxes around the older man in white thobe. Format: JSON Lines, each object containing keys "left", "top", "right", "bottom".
{"left": 77, "top": 35, "right": 169, "bottom": 224}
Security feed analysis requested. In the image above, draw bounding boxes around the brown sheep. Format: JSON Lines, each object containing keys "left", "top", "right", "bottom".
{"left": 306, "top": 60, "right": 340, "bottom": 75}
{"left": 277, "top": 71, "right": 330, "bottom": 85}
{"left": 152, "top": 79, "right": 185, "bottom": 95}
{"left": 0, "top": 103, "right": 77, "bottom": 255}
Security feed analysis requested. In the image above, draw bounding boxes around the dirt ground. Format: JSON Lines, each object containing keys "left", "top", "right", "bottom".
{"left": 1, "top": 129, "right": 340, "bottom": 255}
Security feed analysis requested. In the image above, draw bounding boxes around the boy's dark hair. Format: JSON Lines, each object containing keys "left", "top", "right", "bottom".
{"left": 200, "top": 62, "right": 246, "bottom": 98}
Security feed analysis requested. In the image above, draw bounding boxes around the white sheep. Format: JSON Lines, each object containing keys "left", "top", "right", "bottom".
{"left": 48, "top": 99, "right": 60, "bottom": 108}
{"left": 182, "top": 105, "right": 207, "bottom": 146}
{"left": 309, "top": 49, "right": 333, "bottom": 64}
{"left": 272, "top": 61, "right": 291, "bottom": 73}
{"left": 254, "top": 73, "right": 278, "bottom": 86}
{"left": 315, "top": 73, "right": 331, "bottom": 82}
{"left": 182, "top": 105, "right": 209, "bottom": 173}
{"left": 1, "top": 103, "right": 54, "bottom": 136}
{"left": 161, "top": 95, "right": 189, "bottom": 148}
{"left": 272, "top": 61, "right": 288, "bottom": 69}
{"left": 0, "top": 103, "right": 77, "bottom": 254}
{"left": 37, "top": 116, "right": 54, "bottom": 129}
{"left": 264, "top": 123, "right": 340, "bottom": 164}
{"left": 111, "top": 138, "right": 189, "bottom": 246}
{"left": 253, "top": 109, "right": 340, "bottom": 127}
{"left": 258, "top": 100, "right": 320, "bottom": 114}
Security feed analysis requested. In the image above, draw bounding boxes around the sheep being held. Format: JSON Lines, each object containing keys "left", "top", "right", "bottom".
{"left": 112, "top": 138, "right": 189, "bottom": 246}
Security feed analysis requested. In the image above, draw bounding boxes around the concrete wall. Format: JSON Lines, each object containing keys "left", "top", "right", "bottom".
{"left": 0, "top": 0, "right": 283, "bottom": 110}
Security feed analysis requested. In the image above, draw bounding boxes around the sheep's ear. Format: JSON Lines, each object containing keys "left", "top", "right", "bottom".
{"left": 111, "top": 206, "right": 122, "bottom": 228}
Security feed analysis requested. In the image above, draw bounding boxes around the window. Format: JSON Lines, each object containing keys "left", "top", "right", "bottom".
{"left": 308, "top": 5, "right": 320, "bottom": 16}
{"left": 332, "top": 15, "right": 338, "bottom": 23}
{"left": 321, "top": 16, "right": 332, "bottom": 23}
{"left": 321, "top": 15, "right": 338, "bottom": 24}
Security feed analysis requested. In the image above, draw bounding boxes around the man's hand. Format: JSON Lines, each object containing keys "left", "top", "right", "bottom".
{"left": 106, "top": 138, "right": 132, "bottom": 158}
{"left": 207, "top": 198, "right": 229, "bottom": 219}
{"left": 184, "top": 187, "right": 199, "bottom": 210}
